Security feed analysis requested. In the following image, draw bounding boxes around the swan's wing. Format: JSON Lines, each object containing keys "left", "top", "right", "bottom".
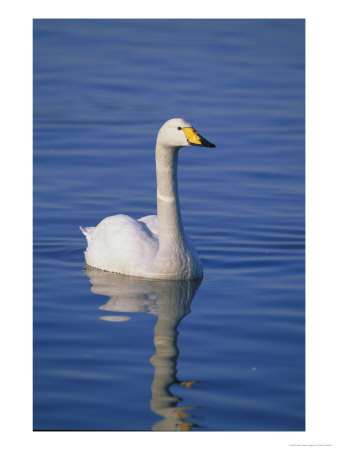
{"left": 81, "top": 214, "right": 159, "bottom": 275}
{"left": 138, "top": 215, "right": 158, "bottom": 237}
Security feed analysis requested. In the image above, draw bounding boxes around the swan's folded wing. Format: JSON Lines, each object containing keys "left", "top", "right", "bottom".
{"left": 138, "top": 215, "right": 158, "bottom": 237}
{"left": 82, "top": 215, "right": 159, "bottom": 275}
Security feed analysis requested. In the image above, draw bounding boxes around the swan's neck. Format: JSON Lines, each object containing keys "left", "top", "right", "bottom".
{"left": 155, "top": 144, "right": 185, "bottom": 249}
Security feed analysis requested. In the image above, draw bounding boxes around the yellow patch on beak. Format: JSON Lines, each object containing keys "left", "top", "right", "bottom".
{"left": 182, "top": 127, "right": 202, "bottom": 145}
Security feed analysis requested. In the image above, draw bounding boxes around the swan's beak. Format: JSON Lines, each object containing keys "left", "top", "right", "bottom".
{"left": 182, "top": 127, "right": 216, "bottom": 148}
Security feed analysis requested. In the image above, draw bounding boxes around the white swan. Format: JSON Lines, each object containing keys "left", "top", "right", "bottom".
{"left": 80, "top": 118, "right": 215, "bottom": 280}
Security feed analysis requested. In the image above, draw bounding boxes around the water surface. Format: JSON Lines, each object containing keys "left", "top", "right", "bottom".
{"left": 33, "top": 19, "right": 305, "bottom": 431}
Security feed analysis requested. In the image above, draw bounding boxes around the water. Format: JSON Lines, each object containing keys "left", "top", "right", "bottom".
{"left": 33, "top": 19, "right": 305, "bottom": 431}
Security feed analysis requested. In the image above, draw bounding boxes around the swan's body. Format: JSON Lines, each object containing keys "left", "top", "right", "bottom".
{"left": 80, "top": 118, "right": 215, "bottom": 280}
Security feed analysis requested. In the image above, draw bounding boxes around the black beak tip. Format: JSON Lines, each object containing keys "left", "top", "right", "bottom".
{"left": 203, "top": 141, "right": 215, "bottom": 148}
{"left": 199, "top": 136, "right": 216, "bottom": 148}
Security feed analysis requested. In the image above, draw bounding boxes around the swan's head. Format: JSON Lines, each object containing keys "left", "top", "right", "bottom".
{"left": 157, "top": 118, "right": 215, "bottom": 149}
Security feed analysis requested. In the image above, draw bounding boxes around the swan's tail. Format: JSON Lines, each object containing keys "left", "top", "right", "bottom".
{"left": 79, "top": 226, "right": 95, "bottom": 245}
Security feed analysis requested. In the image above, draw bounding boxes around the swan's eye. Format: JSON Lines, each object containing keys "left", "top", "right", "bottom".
{"left": 177, "top": 127, "right": 182, "bottom": 130}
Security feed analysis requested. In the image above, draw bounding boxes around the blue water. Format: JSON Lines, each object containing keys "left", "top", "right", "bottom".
{"left": 33, "top": 19, "right": 305, "bottom": 431}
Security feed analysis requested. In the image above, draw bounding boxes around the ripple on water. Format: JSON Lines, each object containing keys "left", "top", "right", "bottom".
{"left": 34, "top": 19, "right": 305, "bottom": 431}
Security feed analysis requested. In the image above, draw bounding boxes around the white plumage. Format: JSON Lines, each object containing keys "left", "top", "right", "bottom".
{"left": 80, "top": 118, "right": 215, "bottom": 280}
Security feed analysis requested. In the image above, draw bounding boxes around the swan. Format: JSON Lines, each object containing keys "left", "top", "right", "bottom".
{"left": 80, "top": 118, "right": 215, "bottom": 280}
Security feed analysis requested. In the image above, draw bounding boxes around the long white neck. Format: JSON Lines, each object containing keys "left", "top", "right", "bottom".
{"left": 152, "top": 139, "right": 202, "bottom": 280}
{"left": 155, "top": 143, "right": 186, "bottom": 250}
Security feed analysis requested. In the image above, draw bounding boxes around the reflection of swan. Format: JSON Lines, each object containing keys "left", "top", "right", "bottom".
{"left": 80, "top": 118, "right": 215, "bottom": 280}
{"left": 85, "top": 266, "right": 202, "bottom": 431}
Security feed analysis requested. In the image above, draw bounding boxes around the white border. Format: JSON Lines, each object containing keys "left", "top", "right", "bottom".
{"left": 1, "top": 1, "right": 337, "bottom": 449}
